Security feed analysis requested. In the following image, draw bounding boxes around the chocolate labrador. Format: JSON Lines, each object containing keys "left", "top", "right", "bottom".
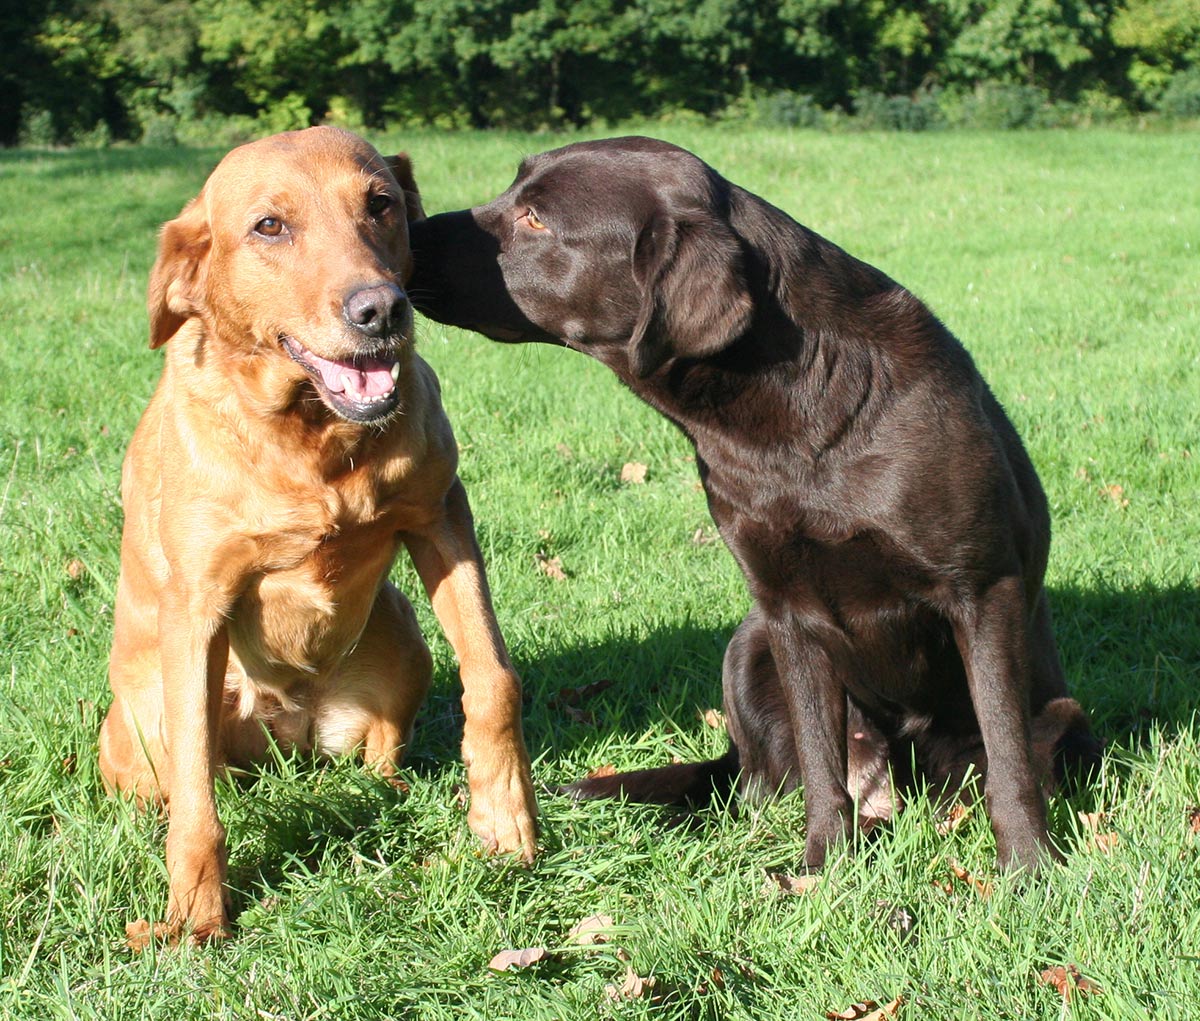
{"left": 409, "top": 136, "right": 1100, "bottom": 871}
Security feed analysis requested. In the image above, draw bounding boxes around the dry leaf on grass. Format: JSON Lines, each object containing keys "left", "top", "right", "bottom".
{"left": 549, "top": 679, "right": 613, "bottom": 708}
{"left": 606, "top": 967, "right": 674, "bottom": 1003}
{"left": 1086, "top": 831, "right": 1120, "bottom": 854}
{"left": 825, "top": 995, "right": 903, "bottom": 1020}
{"left": 1188, "top": 806, "right": 1200, "bottom": 836}
{"left": 65, "top": 558, "right": 85, "bottom": 580}
{"left": 534, "top": 552, "right": 567, "bottom": 580}
{"left": 1039, "top": 964, "right": 1102, "bottom": 1001}
{"left": 620, "top": 462, "right": 648, "bottom": 484}
{"left": 762, "top": 870, "right": 821, "bottom": 896}
{"left": 488, "top": 946, "right": 550, "bottom": 972}
{"left": 585, "top": 763, "right": 617, "bottom": 779}
{"left": 940, "top": 860, "right": 993, "bottom": 899}
{"left": 1078, "top": 811, "right": 1120, "bottom": 854}
{"left": 1101, "top": 483, "right": 1130, "bottom": 508}
{"left": 568, "top": 913, "right": 615, "bottom": 945}
{"left": 700, "top": 708, "right": 725, "bottom": 729}
{"left": 935, "top": 803, "right": 972, "bottom": 836}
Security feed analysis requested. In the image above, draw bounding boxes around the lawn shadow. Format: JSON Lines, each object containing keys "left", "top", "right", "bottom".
{"left": 215, "top": 580, "right": 1194, "bottom": 912}
{"left": 1049, "top": 581, "right": 1200, "bottom": 740}
{"left": 502, "top": 580, "right": 1198, "bottom": 764}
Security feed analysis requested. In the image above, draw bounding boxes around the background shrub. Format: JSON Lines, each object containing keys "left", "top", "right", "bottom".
{"left": 1158, "top": 67, "right": 1200, "bottom": 117}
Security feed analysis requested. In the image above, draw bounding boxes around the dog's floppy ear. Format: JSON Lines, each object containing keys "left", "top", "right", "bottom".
{"left": 386, "top": 153, "right": 425, "bottom": 223}
{"left": 147, "top": 195, "right": 210, "bottom": 349}
{"left": 628, "top": 210, "right": 753, "bottom": 379}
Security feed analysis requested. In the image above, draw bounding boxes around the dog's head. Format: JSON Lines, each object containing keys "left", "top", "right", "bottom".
{"left": 409, "top": 136, "right": 752, "bottom": 379}
{"left": 149, "top": 126, "right": 425, "bottom": 424}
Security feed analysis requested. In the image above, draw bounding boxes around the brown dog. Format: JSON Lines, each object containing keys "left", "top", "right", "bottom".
{"left": 409, "top": 136, "right": 1100, "bottom": 872}
{"left": 100, "top": 127, "right": 537, "bottom": 942}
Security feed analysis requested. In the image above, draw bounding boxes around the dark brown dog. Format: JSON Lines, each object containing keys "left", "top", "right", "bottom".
{"left": 101, "top": 127, "right": 536, "bottom": 943}
{"left": 408, "top": 136, "right": 1100, "bottom": 871}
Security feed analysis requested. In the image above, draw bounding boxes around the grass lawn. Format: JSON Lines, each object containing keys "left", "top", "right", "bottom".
{"left": 0, "top": 125, "right": 1197, "bottom": 1019}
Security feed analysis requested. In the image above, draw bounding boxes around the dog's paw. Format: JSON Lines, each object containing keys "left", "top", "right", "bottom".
{"left": 125, "top": 915, "right": 232, "bottom": 952}
{"left": 466, "top": 757, "right": 539, "bottom": 864}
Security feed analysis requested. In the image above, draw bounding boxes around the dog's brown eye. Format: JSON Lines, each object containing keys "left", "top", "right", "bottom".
{"left": 368, "top": 194, "right": 393, "bottom": 218}
{"left": 255, "top": 217, "right": 285, "bottom": 237}
{"left": 524, "top": 209, "right": 547, "bottom": 231}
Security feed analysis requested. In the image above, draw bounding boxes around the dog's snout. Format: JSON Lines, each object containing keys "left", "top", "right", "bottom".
{"left": 345, "top": 283, "right": 407, "bottom": 337}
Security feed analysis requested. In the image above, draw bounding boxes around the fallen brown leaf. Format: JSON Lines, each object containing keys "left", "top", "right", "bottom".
{"left": 701, "top": 708, "right": 725, "bottom": 729}
{"left": 1101, "top": 483, "right": 1130, "bottom": 508}
{"left": 1077, "top": 811, "right": 1119, "bottom": 854}
{"left": 606, "top": 967, "right": 665, "bottom": 1002}
{"left": 948, "top": 860, "right": 993, "bottom": 899}
{"left": 560, "top": 705, "right": 596, "bottom": 725}
{"left": 534, "top": 552, "right": 567, "bottom": 580}
{"left": 1189, "top": 806, "right": 1200, "bottom": 836}
{"left": 936, "top": 803, "right": 972, "bottom": 836}
{"left": 620, "top": 462, "right": 648, "bottom": 484}
{"left": 585, "top": 763, "right": 617, "bottom": 779}
{"left": 66, "top": 558, "right": 85, "bottom": 580}
{"left": 568, "top": 913, "right": 614, "bottom": 945}
{"left": 549, "top": 679, "right": 613, "bottom": 708}
{"left": 1086, "top": 831, "right": 1120, "bottom": 854}
{"left": 825, "top": 995, "right": 903, "bottom": 1020}
{"left": 1039, "top": 964, "right": 1102, "bottom": 1001}
{"left": 488, "top": 946, "right": 550, "bottom": 972}
{"left": 762, "top": 870, "right": 821, "bottom": 896}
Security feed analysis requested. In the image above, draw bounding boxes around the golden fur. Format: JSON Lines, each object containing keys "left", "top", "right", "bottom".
{"left": 100, "top": 127, "right": 537, "bottom": 942}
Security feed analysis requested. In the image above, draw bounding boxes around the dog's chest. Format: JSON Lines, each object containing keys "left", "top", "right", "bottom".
{"left": 227, "top": 476, "right": 421, "bottom": 684}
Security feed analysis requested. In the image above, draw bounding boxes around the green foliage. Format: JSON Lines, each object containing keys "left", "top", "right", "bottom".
{"left": 0, "top": 0, "right": 1196, "bottom": 144}
{"left": 753, "top": 91, "right": 824, "bottom": 128}
{"left": 852, "top": 88, "right": 945, "bottom": 130}
{"left": 940, "top": 81, "right": 1052, "bottom": 127}
{"left": 1158, "top": 65, "right": 1200, "bottom": 113}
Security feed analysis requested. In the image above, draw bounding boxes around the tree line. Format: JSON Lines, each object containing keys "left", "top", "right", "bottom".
{"left": 4, "top": 0, "right": 1199, "bottom": 146}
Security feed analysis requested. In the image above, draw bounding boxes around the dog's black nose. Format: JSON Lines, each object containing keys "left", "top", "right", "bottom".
{"left": 345, "top": 283, "right": 407, "bottom": 337}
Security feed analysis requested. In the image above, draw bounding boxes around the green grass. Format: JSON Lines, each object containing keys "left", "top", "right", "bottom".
{"left": 1, "top": 126, "right": 1198, "bottom": 1019}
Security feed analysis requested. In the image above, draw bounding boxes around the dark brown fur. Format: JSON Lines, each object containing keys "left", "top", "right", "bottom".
{"left": 409, "top": 136, "right": 1100, "bottom": 871}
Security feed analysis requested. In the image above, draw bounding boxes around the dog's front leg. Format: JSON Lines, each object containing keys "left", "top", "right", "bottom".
{"left": 952, "top": 575, "right": 1059, "bottom": 871}
{"left": 764, "top": 610, "right": 855, "bottom": 871}
{"left": 158, "top": 584, "right": 234, "bottom": 941}
{"left": 403, "top": 479, "right": 538, "bottom": 862}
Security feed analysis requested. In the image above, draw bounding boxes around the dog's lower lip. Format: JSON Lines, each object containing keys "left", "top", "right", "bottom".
{"left": 280, "top": 336, "right": 402, "bottom": 420}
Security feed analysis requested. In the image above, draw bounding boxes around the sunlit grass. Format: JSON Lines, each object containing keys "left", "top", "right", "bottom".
{"left": 1, "top": 127, "right": 1197, "bottom": 1018}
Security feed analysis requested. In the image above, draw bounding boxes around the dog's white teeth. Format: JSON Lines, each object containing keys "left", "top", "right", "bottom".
{"left": 339, "top": 371, "right": 356, "bottom": 396}
{"left": 390, "top": 361, "right": 400, "bottom": 383}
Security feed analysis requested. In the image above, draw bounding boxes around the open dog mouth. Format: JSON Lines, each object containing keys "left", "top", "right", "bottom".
{"left": 281, "top": 337, "right": 402, "bottom": 423}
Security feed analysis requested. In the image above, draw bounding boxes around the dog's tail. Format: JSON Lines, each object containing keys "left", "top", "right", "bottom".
{"left": 562, "top": 745, "right": 740, "bottom": 807}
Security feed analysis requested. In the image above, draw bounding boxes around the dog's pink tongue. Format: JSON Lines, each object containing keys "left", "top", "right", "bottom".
{"left": 310, "top": 351, "right": 396, "bottom": 399}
